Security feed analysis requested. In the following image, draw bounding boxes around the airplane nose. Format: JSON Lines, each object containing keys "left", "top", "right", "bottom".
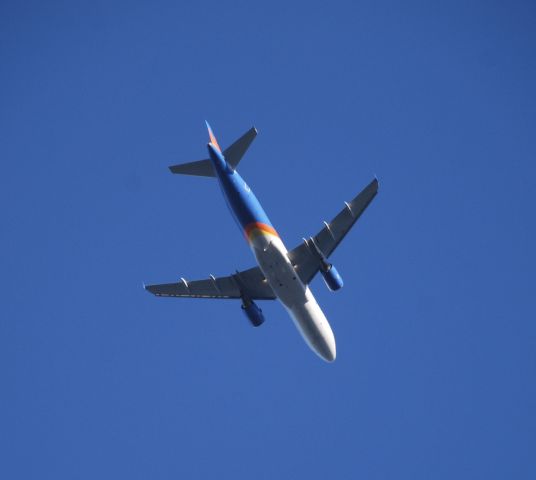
{"left": 322, "top": 342, "right": 337, "bottom": 362}
{"left": 317, "top": 332, "right": 337, "bottom": 362}
{"left": 289, "top": 299, "right": 337, "bottom": 362}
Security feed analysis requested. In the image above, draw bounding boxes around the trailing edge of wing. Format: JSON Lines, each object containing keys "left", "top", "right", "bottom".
{"left": 288, "top": 178, "right": 379, "bottom": 285}
{"left": 144, "top": 266, "right": 276, "bottom": 300}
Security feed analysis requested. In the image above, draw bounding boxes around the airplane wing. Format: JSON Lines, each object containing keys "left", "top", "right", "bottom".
{"left": 145, "top": 265, "right": 276, "bottom": 300}
{"left": 287, "top": 178, "right": 379, "bottom": 285}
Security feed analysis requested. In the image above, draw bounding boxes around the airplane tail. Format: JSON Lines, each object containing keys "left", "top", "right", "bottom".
{"left": 169, "top": 123, "right": 258, "bottom": 177}
{"left": 205, "top": 120, "right": 222, "bottom": 153}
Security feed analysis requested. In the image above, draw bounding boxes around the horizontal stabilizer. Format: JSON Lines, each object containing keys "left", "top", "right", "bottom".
{"left": 168, "top": 125, "right": 257, "bottom": 177}
{"left": 169, "top": 159, "right": 215, "bottom": 177}
{"left": 224, "top": 127, "right": 257, "bottom": 169}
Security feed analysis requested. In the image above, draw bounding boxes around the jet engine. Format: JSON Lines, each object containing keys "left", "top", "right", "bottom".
{"left": 320, "top": 263, "right": 344, "bottom": 291}
{"left": 304, "top": 236, "right": 344, "bottom": 291}
{"left": 241, "top": 299, "right": 265, "bottom": 327}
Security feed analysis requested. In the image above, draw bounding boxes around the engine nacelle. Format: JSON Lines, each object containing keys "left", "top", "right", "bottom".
{"left": 241, "top": 299, "right": 265, "bottom": 327}
{"left": 321, "top": 264, "right": 344, "bottom": 291}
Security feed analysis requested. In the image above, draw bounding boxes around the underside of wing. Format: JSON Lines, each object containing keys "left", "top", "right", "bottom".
{"left": 144, "top": 265, "right": 276, "bottom": 300}
{"left": 288, "top": 178, "right": 379, "bottom": 285}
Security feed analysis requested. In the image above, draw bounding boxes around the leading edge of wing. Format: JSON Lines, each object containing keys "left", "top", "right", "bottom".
{"left": 144, "top": 266, "right": 276, "bottom": 300}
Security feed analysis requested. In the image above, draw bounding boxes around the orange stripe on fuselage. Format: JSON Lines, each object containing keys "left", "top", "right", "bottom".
{"left": 244, "top": 222, "right": 279, "bottom": 242}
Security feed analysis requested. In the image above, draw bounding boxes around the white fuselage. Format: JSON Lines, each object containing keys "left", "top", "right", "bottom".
{"left": 209, "top": 141, "right": 336, "bottom": 362}
{"left": 250, "top": 233, "right": 336, "bottom": 362}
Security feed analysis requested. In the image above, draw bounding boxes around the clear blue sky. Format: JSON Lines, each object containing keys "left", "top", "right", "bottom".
{"left": 1, "top": 1, "right": 535, "bottom": 478}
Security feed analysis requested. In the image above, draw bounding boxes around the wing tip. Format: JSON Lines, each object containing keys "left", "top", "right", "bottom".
{"left": 144, "top": 283, "right": 159, "bottom": 296}
{"left": 371, "top": 176, "right": 380, "bottom": 193}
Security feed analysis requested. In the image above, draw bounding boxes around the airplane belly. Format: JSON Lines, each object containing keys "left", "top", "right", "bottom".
{"left": 251, "top": 236, "right": 304, "bottom": 304}
{"left": 250, "top": 236, "right": 336, "bottom": 362}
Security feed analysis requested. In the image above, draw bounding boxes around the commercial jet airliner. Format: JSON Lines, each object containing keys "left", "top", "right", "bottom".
{"left": 145, "top": 123, "right": 378, "bottom": 362}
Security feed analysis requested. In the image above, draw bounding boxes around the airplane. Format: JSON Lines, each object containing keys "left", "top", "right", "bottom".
{"left": 144, "top": 122, "right": 378, "bottom": 362}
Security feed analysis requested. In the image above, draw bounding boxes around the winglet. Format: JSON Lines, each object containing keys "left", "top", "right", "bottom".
{"left": 205, "top": 121, "right": 222, "bottom": 153}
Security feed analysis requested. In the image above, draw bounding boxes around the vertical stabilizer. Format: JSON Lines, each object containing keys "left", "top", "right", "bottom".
{"left": 205, "top": 121, "right": 222, "bottom": 153}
